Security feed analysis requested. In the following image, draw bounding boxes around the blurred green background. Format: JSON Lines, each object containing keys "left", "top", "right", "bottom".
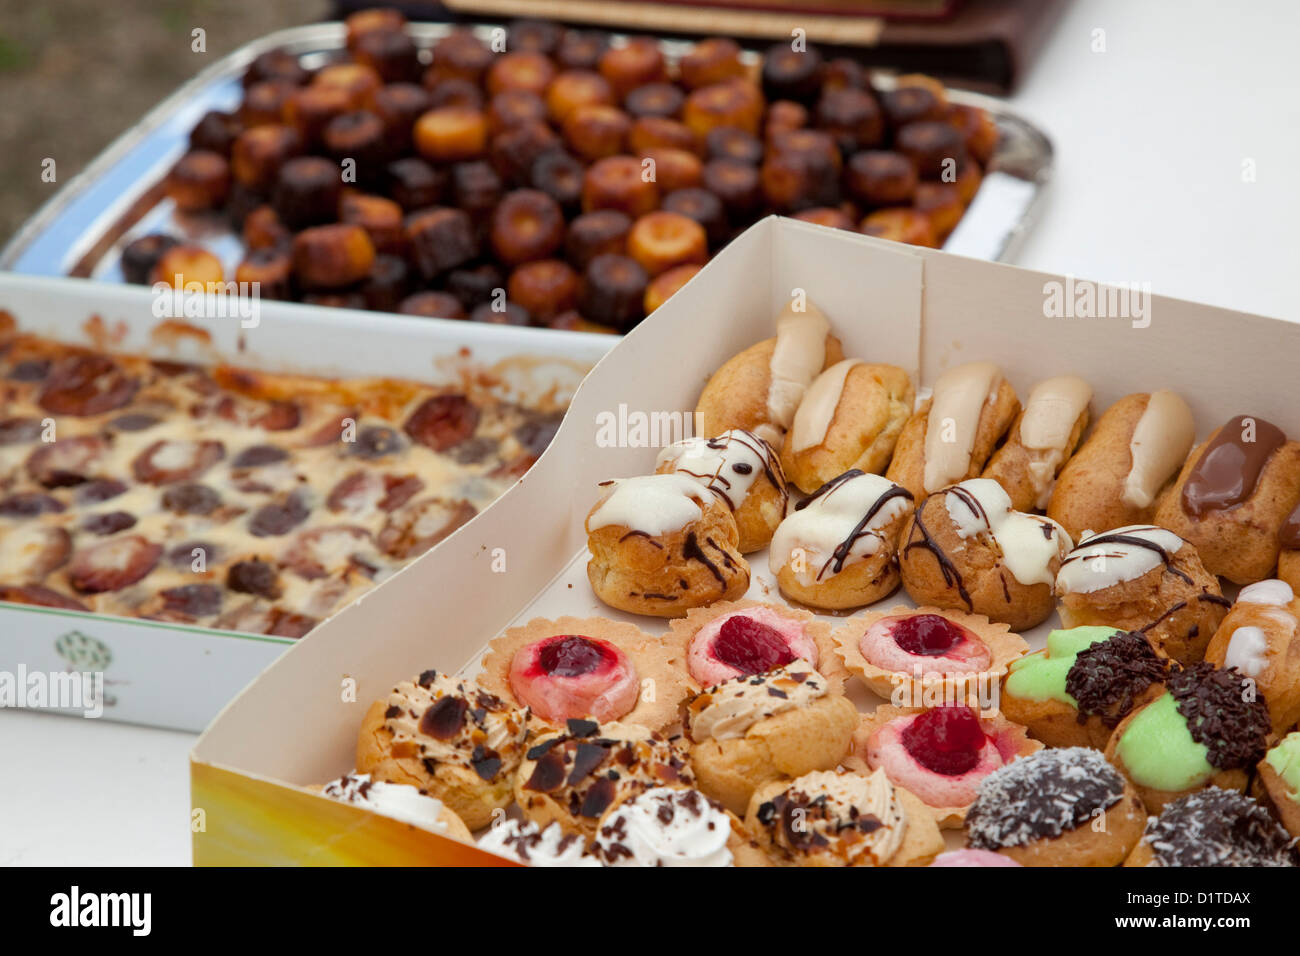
{"left": 0, "top": 0, "right": 326, "bottom": 243}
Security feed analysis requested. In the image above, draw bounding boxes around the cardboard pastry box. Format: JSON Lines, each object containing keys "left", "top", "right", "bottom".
{"left": 191, "top": 217, "right": 1294, "bottom": 865}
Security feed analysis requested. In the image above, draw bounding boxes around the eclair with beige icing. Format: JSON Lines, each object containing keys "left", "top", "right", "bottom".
{"left": 1047, "top": 390, "right": 1195, "bottom": 542}
{"left": 982, "top": 374, "right": 1092, "bottom": 512}
{"left": 779, "top": 359, "right": 914, "bottom": 494}
{"left": 1204, "top": 579, "right": 1300, "bottom": 734}
{"left": 884, "top": 361, "right": 1020, "bottom": 504}
{"left": 694, "top": 301, "right": 845, "bottom": 448}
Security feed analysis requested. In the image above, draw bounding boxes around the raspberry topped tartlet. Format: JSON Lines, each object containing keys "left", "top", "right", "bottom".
{"left": 850, "top": 704, "right": 1041, "bottom": 828}
{"left": 833, "top": 606, "right": 1027, "bottom": 706}
{"left": 356, "top": 670, "right": 529, "bottom": 830}
{"left": 514, "top": 718, "right": 693, "bottom": 837}
{"left": 745, "top": 768, "right": 944, "bottom": 867}
{"left": 666, "top": 599, "right": 843, "bottom": 691}
{"left": 479, "top": 616, "right": 688, "bottom": 730}
{"left": 684, "top": 660, "right": 857, "bottom": 814}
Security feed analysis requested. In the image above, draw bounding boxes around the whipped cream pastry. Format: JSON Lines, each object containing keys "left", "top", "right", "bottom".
{"left": 321, "top": 773, "right": 452, "bottom": 833}
{"left": 686, "top": 660, "right": 828, "bottom": 741}
{"left": 923, "top": 361, "right": 1003, "bottom": 494}
{"left": 1223, "top": 580, "right": 1297, "bottom": 679}
{"left": 477, "top": 819, "right": 600, "bottom": 867}
{"left": 594, "top": 787, "right": 734, "bottom": 867}
{"left": 789, "top": 359, "right": 862, "bottom": 453}
{"left": 1121, "top": 389, "right": 1196, "bottom": 509}
{"left": 769, "top": 470, "right": 912, "bottom": 584}
{"left": 758, "top": 769, "right": 907, "bottom": 865}
{"left": 942, "top": 479, "right": 1072, "bottom": 586}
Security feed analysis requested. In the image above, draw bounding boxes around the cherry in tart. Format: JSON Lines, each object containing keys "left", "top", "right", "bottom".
{"left": 860, "top": 612, "right": 992, "bottom": 675}
{"left": 509, "top": 633, "right": 639, "bottom": 724}
{"left": 688, "top": 607, "right": 818, "bottom": 686}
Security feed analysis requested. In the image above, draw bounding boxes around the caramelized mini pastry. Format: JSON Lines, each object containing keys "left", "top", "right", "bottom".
{"left": 545, "top": 69, "right": 615, "bottom": 123}
{"left": 1258, "top": 733, "right": 1300, "bottom": 839}
{"left": 638, "top": 147, "right": 703, "bottom": 193}
{"left": 913, "top": 181, "right": 965, "bottom": 240}
{"left": 243, "top": 47, "right": 308, "bottom": 88}
{"left": 514, "top": 719, "right": 692, "bottom": 837}
{"left": 815, "top": 87, "right": 884, "bottom": 153}
{"left": 643, "top": 262, "right": 701, "bottom": 313}
{"left": 479, "top": 616, "right": 687, "bottom": 730}
{"left": 283, "top": 84, "right": 352, "bottom": 151}
{"left": 485, "top": 89, "right": 546, "bottom": 133}
{"left": 982, "top": 375, "right": 1093, "bottom": 511}
{"left": 578, "top": 253, "right": 648, "bottom": 331}
{"left": 353, "top": 28, "right": 421, "bottom": 84}
{"left": 1153, "top": 414, "right": 1300, "bottom": 583}
{"left": 656, "top": 430, "right": 788, "bottom": 553}
{"left": 486, "top": 51, "right": 556, "bottom": 97}
{"left": 598, "top": 37, "right": 668, "bottom": 99}
{"left": 449, "top": 159, "right": 504, "bottom": 220}
{"left": 360, "top": 254, "right": 412, "bottom": 311}
{"left": 947, "top": 103, "right": 1000, "bottom": 165}
{"left": 385, "top": 156, "right": 446, "bottom": 210}
{"left": 881, "top": 84, "right": 945, "bottom": 129}
{"left": 1056, "top": 525, "right": 1228, "bottom": 664}
{"left": 702, "top": 158, "right": 762, "bottom": 221}
{"left": 507, "top": 259, "right": 579, "bottom": 321}
{"left": 759, "top": 42, "right": 823, "bottom": 104}
{"left": 557, "top": 30, "right": 611, "bottom": 71}
{"left": 1204, "top": 579, "right": 1300, "bottom": 733}
{"left": 581, "top": 154, "right": 659, "bottom": 218}
{"left": 626, "top": 210, "right": 708, "bottom": 277}
{"left": 565, "top": 209, "right": 632, "bottom": 269}
{"left": 490, "top": 189, "right": 567, "bottom": 265}
{"left": 1105, "top": 662, "right": 1271, "bottom": 813}
{"left": 965, "top": 747, "right": 1146, "bottom": 866}
{"left": 189, "top": 109, "right": 242, "bottom": 157}
{"left": 900, "top": 479, "right": 1071, "bottom": 630}
{"left": 662, "top": 187, "right": 728, "bottom": 246}
{"left": 746, "top": 768, "right": 944, "bottom": 867}
{"left": 425, "top": 30, "right": 493, "bottom": 86}
{"left": 272, "top": 156, "right": 342, "bottom": 230}
{"left": 151, "top": 244, "right": 223, "bottom": 289}
{"left": 529, "top": 150, "right": 586, "bottom": 212}
{"left": 120, "top": 234, "right": 179, "bottom": 285}
{"left": 679, "top": 37, "right": 747, "bottom": 91}
{"left": 397, "top": 291, "right": 466, "bottom": 320}
{"left": 682, "top": 79, "right": 765, "bottom": 138}
{"left": 1048, "top": 390, "right": 1196, "bottom": 542}
{"left": 763, "top": 99, "right": 808, "bottom": 143}
{"left": 322, "top": 109, "right": 388, "bottom": 174}
{"left": 240, "top": 79, "right": 295, "bottom": 128}
{"left": 624, "top": 83, "right": 686, "bottom": 120}
{"left": 241, "top": 204, "right": 290, "bottom": 251}
{"left": 229, "top": 124, "right": 302, "bottom": 191}
{"left": 780, "top": 359, "right": 914, "bottom": 493}
{"left": 316, "top": 771, "right": 471, "bottom": 841}
{"left": 344, "top": 8, "right": 406, "bottom": 51}
{"left": 340, "top": 192, "right": 406, "bottom": 256}
{"left": 761, "top": 129, "right": 841, "bottom": 212}
{"left": 584, "top": 473, "right": 749, "bottom": 617}
{"left": 833, "top": 606, "right": 1026, "bottom": 705}
{"left": 1001, "top": 627, "right": 1169, "bottom": 749}
{"left": 885, "top": 361, "right": 1020, "bottom": 503}
{"left": 414, "top": 106, "right": 488, "bottom": 162}
{"left": 165, "top": 150, "right": 231, "bottom": 213}
{"left": 447, "top": 262, "right": 506, "bottom": 309}
{"left": 291, "top": 223, "right": 376, "bottom": 290}
{"left": 507, "top": 17, "right": 565, "bottom": 56}
{"left": 562, "top": 103, "right": 632, "bottom": 161}
{"left": 858, "top": 208, "right": 937, "bottom": 247}
{"left": 896, "top": 120, "right": 967, "bottom": 180}
{"left": 770, "top": 470, "right": 914, "bottom": 610}
{"left": 355, "top": 669, "right": 528, "bottom": 830}
{"left": 686, "top": 661, "right": 857, "bottom": 815}
{"left": 406, "top": 207, "right": 479, "bottom": 280}
{"left": 235, "top": 247, "right": 292, "bottom": 300}
{"left": 312, "top": 62, "right": 382, "bottom": 110}
{"left": 372, "top": 82, "right": 431, "bottom": 153}
{"left": 852, "top": 704, "right": 1041, "bottom": 828}
{"left": 791, "top": 206, "right": 855, "bottom": 231}
{"left": 705, "top": 126, "right": 762, "bottom": 165}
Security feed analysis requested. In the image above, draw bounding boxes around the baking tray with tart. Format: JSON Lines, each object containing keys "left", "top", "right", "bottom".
{"left": 0, "top": 15, "right": 1052, "bottom": 334}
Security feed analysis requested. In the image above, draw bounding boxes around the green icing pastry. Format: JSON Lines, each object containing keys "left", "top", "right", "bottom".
{"left": 1004, "top": 626, "right": 1120, "bottom": 707}
{"left": 1115, "top": 692, "right": 1215, "bottom": 791}
{"left": 1265, "top": 732, "right": 1300, "bottom": 801}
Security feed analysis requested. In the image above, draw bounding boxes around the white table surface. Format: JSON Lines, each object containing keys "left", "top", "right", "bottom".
{"left": 5, "top": 0, "right": 1299, "bottom": 866}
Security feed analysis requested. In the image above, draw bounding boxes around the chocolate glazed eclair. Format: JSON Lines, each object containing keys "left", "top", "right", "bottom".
{"left": 1153, "top": 414, "right": 1300, "bottom": 584}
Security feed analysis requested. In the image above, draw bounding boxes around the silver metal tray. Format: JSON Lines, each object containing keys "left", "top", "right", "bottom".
{"left": 0, "top": 21, "right": 1053, "bottom": 278}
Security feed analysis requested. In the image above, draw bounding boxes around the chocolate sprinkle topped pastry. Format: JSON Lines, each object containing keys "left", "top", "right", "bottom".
{"left": 1167, "top": 662, "right": 1271, "bottom": 770}
{"left": 1065, "top": 630, "right": 1169, "bottom": 728}
{"left": 1143, "top": 788, "right": 1299, "bottom": 867}
{"left": 966, "top": 748, "right": 1124, "bottom": 850}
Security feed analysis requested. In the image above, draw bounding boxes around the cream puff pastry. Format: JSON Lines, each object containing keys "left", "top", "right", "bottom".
{"left": 1055, "top": 525, "right": 1228, "bottom": 664}
{"left": 1124, "top": 788, "right": 1298, "bottom": 867}
{"left": 1204, "top": 579, "right": 1300, "bottom": 734}
{"left": 884, "top": 361, "right": 1020, "bottom": 504}
{"left": 317, "top": 772, "right": 473, "bottom": 841}
{"left": 655, "top": 429, "right": 788, "bottom": 553}
{"left": 899, "top": 478, "right": 1072, "bottom": 630}
{"left": 585, "top": 473, "right": 749, "bottom": 617}
{"left": 982, "top": 374, "right": 1092, "bottom": 512}
{"left": 1047, "top": 390, "right": 1195, "bottom": 542}
{"left": 768, "top": 469, "right": 914, "bottom": 610}
{"left": 779, "top": 359, "right": 913, "bottom": 493}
